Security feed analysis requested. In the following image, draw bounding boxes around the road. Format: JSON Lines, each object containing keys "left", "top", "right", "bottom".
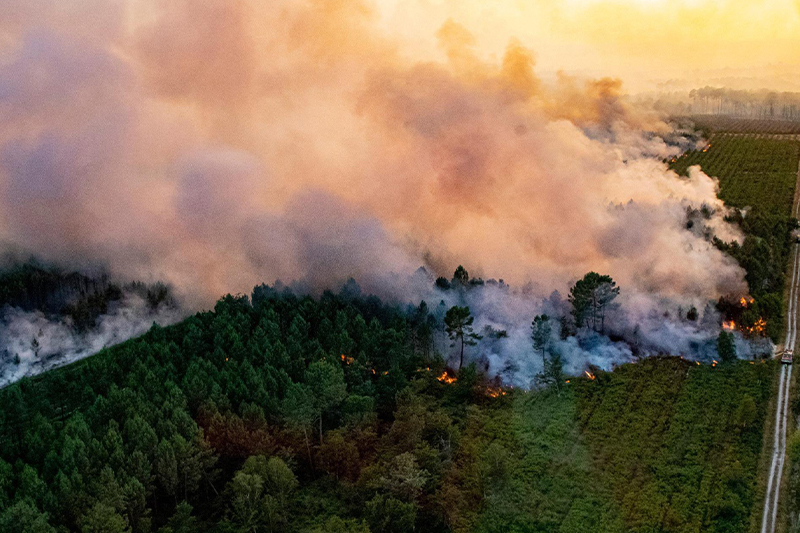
{"left": 760, "top": 157, "right": 800, "bottom": 533}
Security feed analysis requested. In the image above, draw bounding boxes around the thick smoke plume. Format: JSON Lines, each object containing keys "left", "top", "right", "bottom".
{"left": 0, "top": 0, "right": 755, "bottom": 384}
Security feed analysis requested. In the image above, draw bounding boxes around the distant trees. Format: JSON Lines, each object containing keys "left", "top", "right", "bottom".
{"left": 569, "top": 273, "right": 619, "bottom": 333}
{"left": 444, "top": 306, "right": 482, "bottom": 370}
{"left": 452, "top": 265, "right": 469, "bottom": 286}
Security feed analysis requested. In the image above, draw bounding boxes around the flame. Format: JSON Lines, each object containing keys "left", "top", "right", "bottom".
{"left": 340, "top": 354, "right": 355, "bottom": 365}
{"left": 746, "top": 317, "right": 767, "bottom": 335}
{"left": 740, "top": 297, "right": 748, "bottom": 307}
{"left": 722, "top": 320, "right": 736, "bottom": 331}
{"left": 584, "top": 371, "right": 596, "bottom": 380}
{"left": 437, "top": 371, "right": 457, "bottom": 384}
{"left": 565, "top": 380, "right": 571, "bottom": 384}
{"left": 712, "top": 360, "right": 718, "bottom": 367}
{"left": 485, "top": 386, "right": 507, "bottom": 398}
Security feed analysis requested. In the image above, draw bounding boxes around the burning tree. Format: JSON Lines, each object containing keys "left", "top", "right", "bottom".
{"left": 568, "top": 272, "right": 619, "bottom": 333}
{"left": 444, "top": 305, "right": 482, "bottom": 370}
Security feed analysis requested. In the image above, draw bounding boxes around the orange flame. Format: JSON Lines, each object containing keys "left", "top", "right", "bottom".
{"left": 746, "top": 317, "right": 767, "bottom": 335}
{"left": 485, "top": 387, "right": 507, "bottom": 398}
{"left": 437, "top": 371, "right": 457, "bottom": 384}
{"left": 584, "top": 371, "right": 596, "bottom": 381}
{"left": 722, "top": 321, "right": 736, "bottom": 331}
{"left": 340, "top": 354, "right": 355, "bottom": 365}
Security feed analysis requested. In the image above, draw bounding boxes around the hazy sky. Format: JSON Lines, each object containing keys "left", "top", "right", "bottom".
{"left": 373, "top": 0, "right": 800, "bottom": 90}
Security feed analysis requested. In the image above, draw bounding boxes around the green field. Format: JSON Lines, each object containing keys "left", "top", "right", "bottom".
{"left": 464, "top": 358, "right": 774, "bottom": 533}
{"left": 671, "top": 134, "right": 800, "bottom": 215}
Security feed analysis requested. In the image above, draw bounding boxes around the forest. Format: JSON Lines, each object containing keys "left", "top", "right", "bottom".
{"left": 0, "top": 261, "right": 175, "bottom": 332}
{"left": 0, "top": 281, "right": 775, "bottom": 533}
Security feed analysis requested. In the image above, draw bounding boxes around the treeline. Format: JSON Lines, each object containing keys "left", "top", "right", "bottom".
{"left": 0, "top": 261, "right": 175, "bottom": 332}
{"left": 689, "top": 88, "right": 800, "bottom": 120}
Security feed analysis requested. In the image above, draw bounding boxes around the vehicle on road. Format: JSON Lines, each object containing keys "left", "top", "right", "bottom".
{"left": 782, "top": 349, "right": 794, "bottom": 364}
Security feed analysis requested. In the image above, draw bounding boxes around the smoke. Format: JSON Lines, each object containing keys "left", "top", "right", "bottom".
{"left": 0, "top": 292, "right": 182, "bottom": 387}
{"left": 372, "top": 268, "right": 765, "bottom": 388}
{"left": 0, "top": 0, "right": 760, "bottom": 384}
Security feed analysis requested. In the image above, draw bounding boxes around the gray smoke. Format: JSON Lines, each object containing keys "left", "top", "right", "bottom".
{"left": 0, "top": 292, "right": 182, "bottom": 387}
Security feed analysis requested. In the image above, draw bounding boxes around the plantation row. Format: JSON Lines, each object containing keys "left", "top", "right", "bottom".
{"left": 688, "top": 115, "right": 800, "bottom": 135}
{"left": 670, "top": 133, "right": 800, "bottom": 342}
{"left": 670, "top": 134, "right": 800, "bottom": 215}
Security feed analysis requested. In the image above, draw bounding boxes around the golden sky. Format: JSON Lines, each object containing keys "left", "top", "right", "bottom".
{"left": 375, "top": 0, "right": 800, "bottom": 91}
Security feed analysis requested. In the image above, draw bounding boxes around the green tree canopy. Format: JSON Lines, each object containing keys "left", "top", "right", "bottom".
{"left": 568, "top": 272, "right": 620, "bottom": 333}
{"left": 444, "top": 306, "right": 482, "bottom": 370}
{"left": 531, "top": 314, "right": 552, "bottom": 365}
{"left": 717, "top": 331, "right": 737, "bottom": 362}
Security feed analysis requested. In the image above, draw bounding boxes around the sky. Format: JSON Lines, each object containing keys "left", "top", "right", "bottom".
{"left": 374, "top": 0, "right": 800, "bottom": 91}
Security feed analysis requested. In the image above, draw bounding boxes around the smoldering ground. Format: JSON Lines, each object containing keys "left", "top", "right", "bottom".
{"left": 0, "top": 0, "right": 760, "bottom": 385}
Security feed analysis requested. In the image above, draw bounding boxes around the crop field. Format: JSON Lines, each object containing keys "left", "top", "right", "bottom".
{"left": 687, "top": 115, "right": 800, "bottom": 135}
{"left": 670, "top": 134, "right": 800, "bottom": 215}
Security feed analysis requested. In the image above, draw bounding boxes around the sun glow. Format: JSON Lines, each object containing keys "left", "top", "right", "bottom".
{"left": 376, "top": 0, "right": 800, "bottom": 91}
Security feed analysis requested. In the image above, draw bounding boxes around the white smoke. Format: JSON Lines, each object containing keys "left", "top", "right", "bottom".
{"left": 0, "top": 293, "right": 182, "bottom": 386}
